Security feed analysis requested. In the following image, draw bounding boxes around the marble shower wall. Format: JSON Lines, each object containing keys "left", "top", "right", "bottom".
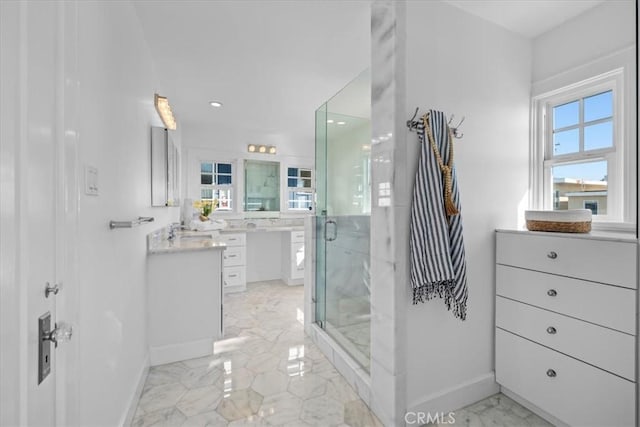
{"left": 370, "top": 1, "right": 410, "bottom": 425}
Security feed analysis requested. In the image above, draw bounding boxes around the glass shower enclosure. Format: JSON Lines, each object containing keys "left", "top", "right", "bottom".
{"left": 315, "top": 70, "right": 371, "bottom": 372}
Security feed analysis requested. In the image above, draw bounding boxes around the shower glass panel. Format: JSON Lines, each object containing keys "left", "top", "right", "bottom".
{"left": 315, "top": 69, "right": 371, "bottom": 372}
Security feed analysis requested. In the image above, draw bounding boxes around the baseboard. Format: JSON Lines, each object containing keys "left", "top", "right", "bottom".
{"left": 501, "top": 386, "right": 569, "bottom": 427}
{"left": 120, "top": 355, "right": 149, "bottom": 427}
{"left": 407, "top": 372, "right": 499, "bottom": 424}
{"left": 149, "top": 338, "right": 214, "bottom": 366}
{"left": 285, "top": 276, "right": 303, "bottom": 286}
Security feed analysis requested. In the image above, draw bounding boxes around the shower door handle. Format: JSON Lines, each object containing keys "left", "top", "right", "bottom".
{"left": 325, "top": 220, "right": 337, "bottom": 242}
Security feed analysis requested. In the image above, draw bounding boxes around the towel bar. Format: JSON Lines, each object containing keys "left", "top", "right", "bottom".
{"left": 109, "top": 216, "right": 154, "bottom": 230}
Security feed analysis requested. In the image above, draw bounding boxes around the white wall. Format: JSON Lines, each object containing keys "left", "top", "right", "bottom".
{"left": 76, "top": 1, "right": 178, "bottom": 425}
{"left": 532, "top": 1, "right": 636, "bottom": 83}
{"left": 401, "top": 0, "right": 532, "bottom": 414}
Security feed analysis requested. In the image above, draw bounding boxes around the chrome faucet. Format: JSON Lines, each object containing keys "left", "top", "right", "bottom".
{"left": 167, "top": 222, "right": 180, "bottom": 240}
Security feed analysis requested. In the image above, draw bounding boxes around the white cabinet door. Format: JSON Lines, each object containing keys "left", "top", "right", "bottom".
{"left": 291, "top": 242, "right": 305, "bottom": 279}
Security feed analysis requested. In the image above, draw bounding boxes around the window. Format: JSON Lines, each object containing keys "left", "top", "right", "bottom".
{"left": 532, "top": 69, "right": 628, "bottom": 223}
{"left": 200, "top": 161, "right": 233, "bottom": 211}
{"left": 287, "top": 167, "right": 313, "bottom": 210}
{"left": 584, "top": 200, "right": 599, "bottom": 215}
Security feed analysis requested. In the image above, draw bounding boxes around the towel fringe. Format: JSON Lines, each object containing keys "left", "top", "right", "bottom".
{"left": 412, "top": 280, "right": 467, "bottom": 320}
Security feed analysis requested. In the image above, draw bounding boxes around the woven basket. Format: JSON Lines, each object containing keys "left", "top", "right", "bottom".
{"left": 526, "top": 220, "right": 591, "bottom": 233}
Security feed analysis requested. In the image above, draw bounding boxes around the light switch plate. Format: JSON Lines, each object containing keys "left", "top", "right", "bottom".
{"left": 85, "top": 165, "right": 99, "bottom": 196}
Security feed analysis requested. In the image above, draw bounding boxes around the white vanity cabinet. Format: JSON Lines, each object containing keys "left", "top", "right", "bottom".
{"left": 495, "top": 230, "right": 637, "bottom": 427}
{"left": 282, "top": 229, "right": 305, "bottom": 285}
{"left": 147, "top": 243, "right": 225, "bottom": 366}
{"left": 220, "top": 232, "right": 247, "bottom": 293}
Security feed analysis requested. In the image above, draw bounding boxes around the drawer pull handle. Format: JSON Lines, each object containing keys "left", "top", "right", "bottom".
{"left": 547, "top": 251, "right": 558, "bottom": 259}
{"left": 228, "top": 274, "right": 238, "bottom": 278}
{"left": 546, "top": 369, "right": 557, "bottom": 378}
{"left": 547, "top": 289, "right": 557, "bottom": 297}
{"left": 546, "top": 326, "right": 557, "bottom": 334}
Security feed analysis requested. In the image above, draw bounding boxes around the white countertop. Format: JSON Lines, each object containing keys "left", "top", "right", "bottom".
{"left": 148, "top": 233, "right": 226, "bottom": 254}
{"left": 496, "top": 228, "right": 638, "bottom": 243}
{"left": 221, "top": 226, "right": 304, "bottom": 233}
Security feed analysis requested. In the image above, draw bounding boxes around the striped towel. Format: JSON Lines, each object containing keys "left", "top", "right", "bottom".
{"left": 409, "top": 110, "right": 468, "bottom": 320}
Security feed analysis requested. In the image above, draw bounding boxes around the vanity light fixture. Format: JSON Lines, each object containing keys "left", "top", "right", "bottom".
{"left": 154, "top": 94, "right": 177, "bottom": 130}
{"left": 209, "top": 101, "right": 223, "bottom": 107}
{"left": 247, "top": 144, "right": 276, "bottom": 155}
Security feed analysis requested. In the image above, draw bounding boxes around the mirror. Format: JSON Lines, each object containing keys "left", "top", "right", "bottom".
{"left": 151, "top": 126, "right": 180, "bottom": 207}
{"left": 244, "top": 160, "right": 280, "bottom": 211}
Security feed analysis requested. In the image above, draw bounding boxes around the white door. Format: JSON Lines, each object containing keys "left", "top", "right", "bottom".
{"left": 0, "top": 1, "right": 74, "bottom": 426}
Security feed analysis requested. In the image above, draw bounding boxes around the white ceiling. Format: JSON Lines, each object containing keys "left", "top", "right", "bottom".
{"left": 443, "top": 0, "right": 606, "bottom": 39}
{"left": 132, "top": 0, "right": 370, "bottom": 149}
{"left": 133, "top": 0, "right": 612, "bottom": 149}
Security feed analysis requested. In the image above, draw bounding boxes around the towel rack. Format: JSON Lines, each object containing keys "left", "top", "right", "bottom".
{"left": 109, "top": 216, "right": 155, "bottom": 230}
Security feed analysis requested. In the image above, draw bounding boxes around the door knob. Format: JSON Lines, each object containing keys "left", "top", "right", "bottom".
{"left": 42, "top": 322, "right": 73, "bottom": 347}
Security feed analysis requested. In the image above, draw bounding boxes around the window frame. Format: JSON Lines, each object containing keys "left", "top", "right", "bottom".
{"left": 285, "top": 165, "right": 314, "bottom": 212}
{"left": 531, "top": 68, "right": 626, "bottom": 224}
{"left": 199, "top": 159, "right": 236, "bottom": 213}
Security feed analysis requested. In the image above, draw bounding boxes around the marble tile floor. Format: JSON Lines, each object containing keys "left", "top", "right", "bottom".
{"left": 132, "top": 280, "right": 383, "bottom": 427}
{"left": 425, "top": 393, "right": 553, "bottom": 427}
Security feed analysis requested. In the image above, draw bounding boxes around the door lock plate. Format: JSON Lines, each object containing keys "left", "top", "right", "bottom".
{"left": 38, "top": 312, "right": 52, "bottom": 384}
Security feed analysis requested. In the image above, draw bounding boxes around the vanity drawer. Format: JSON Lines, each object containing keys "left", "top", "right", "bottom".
{"left": 291, "top": 230, "right": 305, "bottom": 243}
{"left": 219, "top": 232, "right": 246, "bottom": 247}
{"left": 496, "top": 297, "right": 635, "bottom": 380}
{"left": 223, "top": 266, "right": 245, "bottom": 288}
{"left": 496, "top": 265, "right": 635, "bottom": 334}
{"left": 496, "top": 232, "right": 637, "bottom": 288}
{"left": 223, "top": 246, "right": 245, "bottom": 267}
{"left": 496, "top": 329, "right": 635, "bottom": 427}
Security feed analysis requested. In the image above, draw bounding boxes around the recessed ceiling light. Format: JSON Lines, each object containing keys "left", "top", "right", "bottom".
{"left": 327, "top": 119, "right": 334, "bottom": 124}
{"left": 209, "top": 101, "right": 223, "bottom": 107}
{"left": 337, "top": 121, "right": 346, "bottom": 125}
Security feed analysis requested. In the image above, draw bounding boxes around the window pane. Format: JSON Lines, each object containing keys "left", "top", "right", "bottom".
{"left": 553, "top": 101, "right": 579, "bottom": 129}
{"left": 300, "top": 169, "right": 311, "bottom": 178}
{"left": 201, "top": 174, "right": 213, "bottom": 185}
{"left": 288, "top": 178, "right": 297, "bottom": 187}
{"left": 217, "top": 174, "right": 232, "bottom": 185}
{"left": 201, "top": 188, "right": 213, "bottom": 199}
{"left": 288, "top": 167, "right": 297, "bottom": 177}
{"left": 201, "top": 163, "right": 213, "bottom": 173}
{"left": 552, "top": 161, "right": 607, "bottom": 214}
{"left": 553, "top": 128, "right": 579, "bottom": 155}
{"left": 584, "top": 121, "right": 613, "bottom": 151}
{"left": 302, "top": 178, "right": 311, "bottom": 188}
{"left": 217, "top": 163, "right": 232, "bottom": 174}
{"left": 288, "top": 191, "right": 313, "bottom": 210}
{"left": 215, "top": 189, "right": 233, "bottom": 210}
{"left": 584, "top": 91, "right": 612, "bottom": 122}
